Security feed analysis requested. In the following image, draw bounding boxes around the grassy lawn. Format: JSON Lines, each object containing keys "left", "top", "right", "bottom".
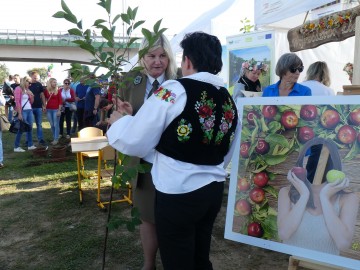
{"left": 0, "top": 113, "right": 146, "bottom": 270}
{"left": 0, "top": 112, "right": 289, "bottom": 269}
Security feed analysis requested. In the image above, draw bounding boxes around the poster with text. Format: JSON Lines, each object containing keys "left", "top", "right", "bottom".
{"left": 227, "top": 30, "right": 274, "bottom": 95}
{"left": 225, "top": 96, "right": 360, "bottom": 270}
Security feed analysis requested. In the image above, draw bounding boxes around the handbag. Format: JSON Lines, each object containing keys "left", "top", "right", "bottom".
{"left": 9, "top": 119, "right": 32, "bottom": 134}
{"left": 9, "top": 100, "right": 31, "bottom": 133}
{"left": 0, "top": 115, "right": 10, "bottom": 131}
{"left": 69, "top": 102, "right": 77, "bottom": 112}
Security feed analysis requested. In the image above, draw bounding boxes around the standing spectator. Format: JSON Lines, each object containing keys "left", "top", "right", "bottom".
{"left": 75, "top": 79, "right": 88, "bottom": 131}
{"left": 115, "top": 33, "right": 178, "bottom": 270}
{"left": 29, "top": 71, "right": 46, "bottom": 146}
{"left": 262, "top": 53, "right": 311, "bottom": 97}
{"left": 9, "top": 74, "right": 21, "bottom": 122}
{"left": 70, "top": 79, "right": 80, "bottom": 134}
{"left": 3, "top": 75, "right": 15, "bottom": 122}
{"left": 107, "top": 32, "right": 239, "bottom": 270}
{"left": 84, "top": 75, "right": 101, "bottom": 127}
{"left": 13, "top": 76, "right": 36, "bottom": 152}
{"left": 0, "top": 87, "right": 6, "bottom": 168}
{"left": 59, "top": 79, "right": 75, "bottom": 139}
{"left": 44, "top": 78, "right": 63, "bottom": 145}
{"left": 301, "top": 61, "right": 335, "bottom": 96}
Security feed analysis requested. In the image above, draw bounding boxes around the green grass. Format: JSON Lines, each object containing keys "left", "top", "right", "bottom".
{"left": 0, "top": 111, "right": 289, "bottom": 269}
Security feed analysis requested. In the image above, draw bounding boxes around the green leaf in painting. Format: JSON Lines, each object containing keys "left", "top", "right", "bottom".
{"left": 265, "top": 134, "right": 289, "bottom": 148}
{"left": 263, "top": 154, "right": 287, "bottom": 166}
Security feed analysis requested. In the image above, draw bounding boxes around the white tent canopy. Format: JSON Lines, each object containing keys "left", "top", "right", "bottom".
{"left": 254, "top": 0, "right": 359, "bottom": 92}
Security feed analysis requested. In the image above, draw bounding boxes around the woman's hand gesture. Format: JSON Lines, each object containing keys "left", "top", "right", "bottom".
{"left": 320, "top": 177, "right": 350, "bottom": 199}
{"left": 287, "top": 170, "right": 310, "bottom": 199}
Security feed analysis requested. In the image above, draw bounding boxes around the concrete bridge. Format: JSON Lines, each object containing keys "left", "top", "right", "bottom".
{"left": 0, "top": 29, "right": 140, "bottom": 65}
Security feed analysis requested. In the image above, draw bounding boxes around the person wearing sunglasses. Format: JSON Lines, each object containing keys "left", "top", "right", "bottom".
{"left": 262, "top": 53, "right": 311, "bottom": 97}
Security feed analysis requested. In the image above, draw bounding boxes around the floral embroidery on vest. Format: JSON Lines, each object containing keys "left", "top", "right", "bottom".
{"left": 195, "top": 91, "right": 216, "bottom": 144}
{"left": 154, "top": 87, "right": 176, "bottom": 103}
{"left": 214, "top": 99, "right": 236, "bottom": 144}
{"left": 177, "top": 118, "right": 192, "bottom": 142}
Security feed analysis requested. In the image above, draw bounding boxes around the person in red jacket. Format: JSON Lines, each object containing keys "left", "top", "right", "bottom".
{"left": 44, "top": 78, "right": 63, "bottom": 145}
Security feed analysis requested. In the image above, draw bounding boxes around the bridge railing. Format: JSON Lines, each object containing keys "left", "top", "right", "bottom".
{"left": 0, "top": 29, "right": 138, "bottom": 44}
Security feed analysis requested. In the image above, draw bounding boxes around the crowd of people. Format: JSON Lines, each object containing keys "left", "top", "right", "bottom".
{"left": 0, "top": 31, "right": 357, "bottom": 270}
{"left": 0, "top": 70, "right": 113, "bottom": 164}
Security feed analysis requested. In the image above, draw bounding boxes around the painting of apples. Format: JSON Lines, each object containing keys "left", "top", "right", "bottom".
{"left": 226, "top": 97, "right": 360, "bottom": 269}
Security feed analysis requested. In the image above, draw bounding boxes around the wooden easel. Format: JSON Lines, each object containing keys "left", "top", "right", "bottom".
{"left": 288, "top": 256, "right": 346, "bottom": 270}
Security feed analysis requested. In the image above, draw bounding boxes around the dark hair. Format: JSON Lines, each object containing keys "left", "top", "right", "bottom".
{"left": 180, "top": 32, "right": 222, "bottom": 74}
{"left": 63, "top": 79, "right": 71, "bottom": 84}
{"left": 290, "top": 137, "right": 342, "bottom": 208}
{"left": 99, "top": 98, "right": 110, "bottom": 109}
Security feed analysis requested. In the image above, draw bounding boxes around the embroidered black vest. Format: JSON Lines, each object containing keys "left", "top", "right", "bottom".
{"left": 155, "top": 78, "right": 238, "bottom": 165}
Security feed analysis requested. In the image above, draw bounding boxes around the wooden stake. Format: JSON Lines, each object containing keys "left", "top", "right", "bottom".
{"left": 353, "top": 17, "right": 360, "bottom": 85}
{"left": 313, "top": 145, "right": 330, "bottom": 185}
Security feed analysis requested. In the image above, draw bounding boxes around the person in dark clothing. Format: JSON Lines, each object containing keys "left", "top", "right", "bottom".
{"left": 29, "top": 71, "right": 46, "bottom": 146}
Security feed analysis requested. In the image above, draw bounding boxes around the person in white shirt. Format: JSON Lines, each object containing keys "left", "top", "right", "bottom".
{"left": 107, "top": 32, "right": 239, "bottom": 270}
{"left": 301, "top": 61, "right": 335, "bottom": 96}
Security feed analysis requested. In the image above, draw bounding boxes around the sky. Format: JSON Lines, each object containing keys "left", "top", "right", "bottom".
{"left": 0, "top": 0, "right": 253, "bottom": 82}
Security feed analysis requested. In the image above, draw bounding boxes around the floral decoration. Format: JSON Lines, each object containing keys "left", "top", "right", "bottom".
{"left": 154, "top": 87, "right": 176, "bottom": 103}
{"left": 343, "top": 62, "right": 353, "bottom": 76}
{"left": 242, "top": 58, "right": 268, "bottom": 74}
{"left": 300, "top": 10, "right": 354, "bottom": 35}
{"left": 195, "top": 91, "right": 216, "bottom": 144}
{"left": 177, "top": 118, "right": 192, "bottom": 142}
{"left": 215, "top": 99, "right": 236, "bottom": 145}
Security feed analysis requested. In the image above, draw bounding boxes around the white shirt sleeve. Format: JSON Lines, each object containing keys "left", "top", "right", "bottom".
{"left": 107, "top": 80, "right": 186, "bottom": 158}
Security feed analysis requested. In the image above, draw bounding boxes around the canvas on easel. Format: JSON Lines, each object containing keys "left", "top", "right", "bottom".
{"left": 225, "top": 96, "right": 360, "bottom": 270}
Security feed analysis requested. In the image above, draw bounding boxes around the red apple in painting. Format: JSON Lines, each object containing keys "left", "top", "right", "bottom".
{"left": 255, "top": 139, "right": 270, "bottom": 155}
{"left": 249, "top": 187, "right": 265, "bottom": 204}
{"left": 247, "top": 111, "right": 259, "bottom": 125}
{"left": 349, "top": 108, "right": 360, "bottom": 126}
{"left": 300, "top": 105, "right": 318, "bottom": 121}
{"left": 297, "top": 126, "right": 315, "bottom": 143}
{"left": 240, "top": 142, "right": 251, "bottom": 158}
{"left": 237, "top": 177, "right": 250, "bottom": 192}
{"left": 337, "top": 125, "right": 356, "bottom": 144}
{"left": 253, "top": 172, "right": 269, "bottom": 188}
{"left": 281, "top": 111, "right": 299, "bottom": 129}
{"left": 320, "top": 110, "right": 340, "bottom": 129}
{"left": 235, "top": 199, "right": 252, "bottom": 216}
{"left": 262, "top": 105, "right": 277, "bottom": 119}
{"left": 247, "top": 222, "right": 264, "bottom": 238}
{"left": 291, "top": 167, "right": 307, "bottom": 182}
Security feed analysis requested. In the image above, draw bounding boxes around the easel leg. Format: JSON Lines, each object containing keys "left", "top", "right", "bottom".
{"left": 288, "top": 256, "right": 299, "bottom": 270}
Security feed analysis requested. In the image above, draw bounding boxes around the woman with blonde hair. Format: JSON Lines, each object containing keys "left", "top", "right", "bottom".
{"left": 116, "top": 33, "right": 178, "bottom": 270}
{"left": 302, "top": 61, "right": 335, "bottom": 96}
{"left": 13, "top": 76, "right": 36, "bottom": 152}
{"left": 44, "top": 78, "right": 63, "bottom": 145}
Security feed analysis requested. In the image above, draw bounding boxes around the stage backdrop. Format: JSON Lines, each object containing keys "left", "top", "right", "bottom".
{"left": 225, "top": 96, "right": 360, "bottom": 270}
